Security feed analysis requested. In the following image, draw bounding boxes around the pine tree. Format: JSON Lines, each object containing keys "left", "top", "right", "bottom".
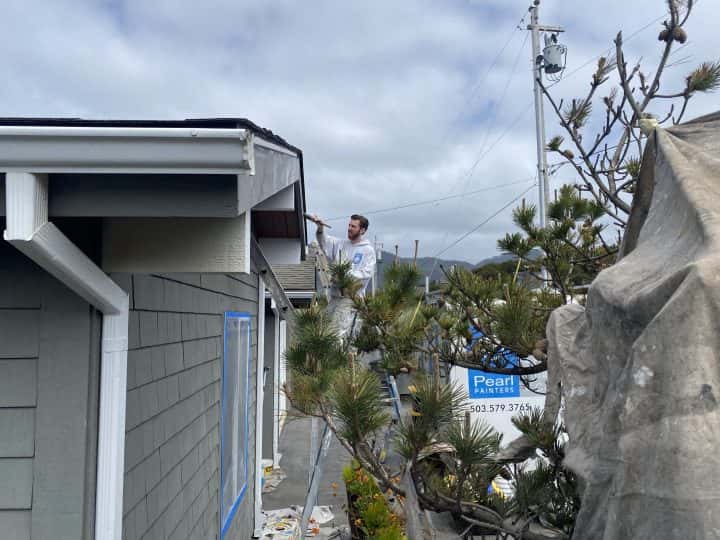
{"left": 283, "top": 4, "right": 718, "bottom": 537}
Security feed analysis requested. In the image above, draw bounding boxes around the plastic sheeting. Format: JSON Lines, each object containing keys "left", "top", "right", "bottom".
{"left": 326, "top": 297, "right": 359, "bottom": 341}
{"left": 545, "top": 112, "right": 720, "bottom": 539}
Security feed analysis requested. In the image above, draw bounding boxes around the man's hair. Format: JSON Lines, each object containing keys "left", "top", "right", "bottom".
{"left": 350, "top": 214, "right": 369, "bottom": 232}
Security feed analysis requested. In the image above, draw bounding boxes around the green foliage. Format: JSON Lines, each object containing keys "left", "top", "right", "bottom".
{"left": 442, "top": 419, "right": 506, "bottom": 503}
{"left": 285, "top": 302, "right": 349, "bottom": 414}
{"left": 562, "top": 98, "right": 592, "bottom": 131}
{"left": 508, "top": 409, "right": 581, "bottom": 534}
{"left": 286, "top": 304, "right": 344, "bottom": 373}
{"left": 546, "top": 135, "right": 564, "bottom": 152}
{"left": 330, "top": 260, "right": 363, "bottom": 297}
{"left": 383, "top": 263, "right": 422, "bottom": 308}
{"left": 429, "top": 184, "right": 612, "bottom": 379}
{"left": 353, "top": 263, "right": 426, "bottom": 375}
{"left": 500, "top": 185, "right": 615, "bottom": 294}
{"left": 686, "top": 60, "right": 720, "bottom": 93}
{"left": 396, "top": 374, "right": 466, "bottom": 460}
{"left": 591, "top": 55, "right": 616, "bottom": 87}
{"left": 473, "top": 258, "right": 525, "bottom": 282}
{"left": 439, "top": 266, "right": 561, "bottom": 372}
{"left": 624, "top": 156, "right": 642, "bottom": 183}
{"left": 290, "top": 288, "right": 581, "bottom": 536}
{"left": 409, "top": 375, "right": 466, "bottom": 434}
{"left": 541, "top": 0, "right": 719, "bottom": 223}
{"left": 329, "top": 366, "right": 390, "bottom": 447}
{"left": 445, "top": 419, "right": 501, "bottom": 468}
{"left": 285, "top": 10, "right": 720, "bottom": 537}
{"left": 344, "top": 465, "right": 406, "bottom": 539}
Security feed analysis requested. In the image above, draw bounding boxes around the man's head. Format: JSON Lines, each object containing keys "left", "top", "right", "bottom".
{"left": 347, "top": 214, "right": 369, "bottom": 242}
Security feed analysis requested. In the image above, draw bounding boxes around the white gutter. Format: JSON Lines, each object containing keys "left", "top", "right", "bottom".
{"left": 0, "top": 126, "right": 254, "bottom": 174}
{"left": 0, "top": 126, "right": 249, "bottom": 139}
{"left": 4, "top": 172, "right": 129, "bottom": 540}
{"left": 254, "top": 135, "right": 298, "bottom": 158}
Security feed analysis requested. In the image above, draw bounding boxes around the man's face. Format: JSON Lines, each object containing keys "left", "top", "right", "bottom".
{"left": 347, "top": 219, "right": 364, "bottom": 241}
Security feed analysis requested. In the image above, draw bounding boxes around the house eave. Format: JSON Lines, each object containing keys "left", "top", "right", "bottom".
{"left": 0, "top": 126, "right": 254, "bottom": 174}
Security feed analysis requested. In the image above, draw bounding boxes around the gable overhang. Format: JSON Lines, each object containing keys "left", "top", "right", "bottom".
{"left": 1, "top": 118, "right": 307, "bottom": 540}
{"left": 0, "top": 118, "right": 307, "bottom": 261}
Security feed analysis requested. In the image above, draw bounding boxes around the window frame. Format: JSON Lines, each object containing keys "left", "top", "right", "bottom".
{"left": 220, "top": 311, "right": 252, "bottom": 537}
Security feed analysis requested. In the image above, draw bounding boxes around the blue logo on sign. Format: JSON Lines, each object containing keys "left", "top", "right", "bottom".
{"left": 468, "top": 370, "right": 520, "bottom": 398}
{"left": 466, "top": 326, "right": 521, "bottom": 398}
{"left": 353, "top": 253, "right": 363, "bottom": 264}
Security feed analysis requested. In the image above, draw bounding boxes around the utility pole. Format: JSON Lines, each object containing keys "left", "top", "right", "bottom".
{"left": 528, "top": 0, "right": 563, "bottom": 227}
{"left": 372, "top": 237, "right": 383, "bottom": 294}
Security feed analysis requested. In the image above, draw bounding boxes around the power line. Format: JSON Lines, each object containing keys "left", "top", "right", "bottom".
{"left": 419, "top": 11, "right": 663, "bottom": 266}
{"left": 462, "top": 32, "right": 531, "bottom": 194}
{"left": 379, "top": 7, "right": 679, "bottom": 265}
{"left": 547, "top": 10, "right": 675, "bottom": 90}
{"left": 481, "top": 31, "right": 531, "bottom": 146}
{"left": 464, "top": 9, "right": 529, "bottom": 108}
{"left": 393, "top": 7, "right": 531, "bottom": 244}
{"left": 437, "top": 99, "right": 534, "bottom": 218}
{"left": 325, "top": 177, "right": 535, "bottom": 221}
{"left": 430, "top": 10, "right": 532, "bottom": 199}
{"left": 433, "top": 183, "right": 538, "bottom": 258}
{"left": 394, "top": 13, "right": 533, "bottom": 252}
{"left": 430, "top": 5, "right": 666, "bottom": 210}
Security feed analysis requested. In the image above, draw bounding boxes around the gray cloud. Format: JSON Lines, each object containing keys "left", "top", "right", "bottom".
{"left": 0, "top": 0, "right": 717, "bottom": 262}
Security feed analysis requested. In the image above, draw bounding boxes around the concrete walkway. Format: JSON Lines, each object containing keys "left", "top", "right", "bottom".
{"left": 262, "top": 411, "right": 351, "bottom": 535}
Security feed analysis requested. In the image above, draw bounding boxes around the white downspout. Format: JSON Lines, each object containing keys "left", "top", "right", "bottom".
{"left": 271, "top": 299, "right": 281, "bottom": 467}
{"left": 253, "top": 277, "right": 266, "bottom": 536}
{"left": 4, "top": 172, "right": 129, "bottom": 540}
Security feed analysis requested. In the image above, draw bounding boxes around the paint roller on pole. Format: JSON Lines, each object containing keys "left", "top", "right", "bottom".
{"left": 304, "top": 213, "right": 332, "bottom": 229}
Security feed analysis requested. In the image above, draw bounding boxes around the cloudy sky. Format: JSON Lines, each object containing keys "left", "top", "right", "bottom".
{"left": 2, "top": 0, "right": 717, "bottom": 262}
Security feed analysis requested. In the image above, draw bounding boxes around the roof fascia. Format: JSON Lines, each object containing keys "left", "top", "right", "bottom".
{"left": 0, "top": 126, "right": 253, "bottom": 174}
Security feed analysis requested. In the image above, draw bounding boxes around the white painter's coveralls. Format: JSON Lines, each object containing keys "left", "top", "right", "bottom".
{"left": 317, "top": 230, "right": 377, "bottom": 297}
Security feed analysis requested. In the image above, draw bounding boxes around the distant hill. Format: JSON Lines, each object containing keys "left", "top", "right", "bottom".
{"left": 375, "top": 250, "right": 541, "bottom": 288}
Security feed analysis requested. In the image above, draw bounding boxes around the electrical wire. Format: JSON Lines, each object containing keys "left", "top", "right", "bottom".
{"left": 429, "top": 9, "right": 673, "bottom": 244}
{"left": 371, "top": 7, "right": 681, "bottom": 267}
{"left": 464, "top": 32, "right": 531, "bottom": 192}
{"left": 432, "top": 11, "right": 532, "bottom": 200}
{"left": 390, "top": 7, "right": 532, "bottom": 253}
{"left": 547, "top": 14, "right": 668, "bottom": 89}
{"left": 433, "top": 183, "right": 538, "bottom": 259}
{"left": 325, "top": 177, "right": 535, "bottom": 221}
{"left": 393, "top": 13, "right": 534, "bottom": 255}
{"left": 423, "top": 6, "right": 693, "bottom": 268}
{"left": 438, "top": 5, "right": 667, "bottom": 205}
{"left": 464, "top": 9, "right": 529, "bottom": 109}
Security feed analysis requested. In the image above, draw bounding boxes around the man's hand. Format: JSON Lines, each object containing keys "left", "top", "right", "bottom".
{"left": 311, "top": 214, "right": 323, "bottom": 232}
{"left": 304, "top": 213, "right": 331, "bottom": 230}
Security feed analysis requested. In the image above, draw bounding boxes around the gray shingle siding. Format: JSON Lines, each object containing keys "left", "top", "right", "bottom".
{"left": 0, "top": 233, "right": 100, "bottom": 540}
{"left": 121, "top": 268, "right": 260, "bottom": 540}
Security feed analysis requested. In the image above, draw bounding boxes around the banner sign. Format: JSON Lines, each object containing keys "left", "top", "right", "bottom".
{"left": 468, "top": 370, "right": 520, "bottom": 398}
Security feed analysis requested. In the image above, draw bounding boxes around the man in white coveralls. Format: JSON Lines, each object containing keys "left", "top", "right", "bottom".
{"left": 312, "top": 214, "right": 377, "bottom": 296}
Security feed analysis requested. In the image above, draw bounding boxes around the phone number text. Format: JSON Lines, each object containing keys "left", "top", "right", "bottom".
{"left": 469, "top": 402, "right": 534, "bottom": 413}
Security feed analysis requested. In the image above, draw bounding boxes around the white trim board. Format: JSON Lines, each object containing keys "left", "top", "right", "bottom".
{"left": 0, "top": 126, "right": 253, "bottom": 174}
